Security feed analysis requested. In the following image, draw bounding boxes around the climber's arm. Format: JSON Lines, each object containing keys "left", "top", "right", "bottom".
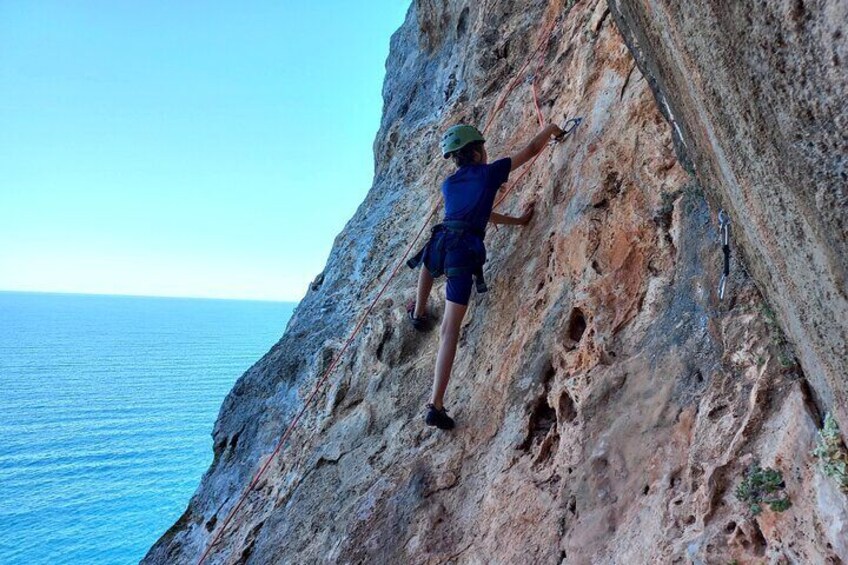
{"left": 509, "top": 124, "right": 564, "bottom": 171}
{"left": 489, "top": 202, "right": 535, "bottom": 226}
{"left": 489, "top": 212, "right": 523, "bottom": 225}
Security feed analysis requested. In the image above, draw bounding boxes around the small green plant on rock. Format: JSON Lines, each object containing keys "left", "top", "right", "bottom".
{"left": 758, "top": 302, "right": 798, "bottom": 369}
{"left": 735, "top": 463, "right": 791, "bottom": 516}
{"left": 812, "top": 412, "right": 848, "bottom": 492}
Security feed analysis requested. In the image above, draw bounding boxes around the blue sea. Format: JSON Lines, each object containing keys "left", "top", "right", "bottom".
{"left": 0, "top": 292, "right": 295, "bottom": 564}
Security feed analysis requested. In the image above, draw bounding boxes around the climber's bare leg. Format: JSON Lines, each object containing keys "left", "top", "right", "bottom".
{"left": 414, "top": 267, "right": 434, "bottom": 319}
{"left": 430, "top": 300, "right": 468, "bottom": 409}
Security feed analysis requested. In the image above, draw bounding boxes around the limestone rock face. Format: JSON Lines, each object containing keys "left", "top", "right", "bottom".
{"left": 145, "top": 1, "right": 848, "bottom": 563}
{"left": 608, "top": 0, "right": 848, "bottom": 427}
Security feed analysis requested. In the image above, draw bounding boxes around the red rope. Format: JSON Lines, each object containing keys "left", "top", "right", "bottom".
{"left": 531, "top": 80, "right": 544, "bottom": 128}
{"left": 197, "top": 14, "right": 560, "bottom": 565}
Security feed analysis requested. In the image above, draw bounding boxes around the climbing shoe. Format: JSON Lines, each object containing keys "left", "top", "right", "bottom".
{"left": 425, "top": 404, "right": 455, "bottom": 430}
{"left": 407, "top": 302, "right": 434, "bottom": 332}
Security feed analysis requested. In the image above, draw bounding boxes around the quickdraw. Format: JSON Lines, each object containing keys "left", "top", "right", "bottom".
{"left": 552, "top": 116, "right": 582, "bottom": 144}
{"left": 718, "top": 209, "right": 730, "bottom": 300}
{"left": 562, "top": 116, "right": 583, "bottom": 134}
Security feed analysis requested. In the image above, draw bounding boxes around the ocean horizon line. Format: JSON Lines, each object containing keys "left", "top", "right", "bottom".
{"left": 0, "top": 289, "right": 299, "bottom": 305}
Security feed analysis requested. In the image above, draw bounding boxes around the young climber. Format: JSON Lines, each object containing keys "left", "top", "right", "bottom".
{"left": 407, "top": 122, "right": 565, "bottom": 430}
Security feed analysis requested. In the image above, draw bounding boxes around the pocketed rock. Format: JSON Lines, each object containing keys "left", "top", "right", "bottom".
{"left": 144, "top": 1, "right": 848, "bottom": 563}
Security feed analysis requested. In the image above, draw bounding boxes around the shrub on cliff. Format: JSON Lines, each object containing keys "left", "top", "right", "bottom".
{"left": 812, "top": 412, "right": 848, "bottom": 492}
{"left": 735, "top": 464, "right": 791, "bottom": 516}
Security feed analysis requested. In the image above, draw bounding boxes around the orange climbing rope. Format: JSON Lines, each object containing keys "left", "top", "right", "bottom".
{"left": 197, "top": 14, "right": 562, "bottom": 565}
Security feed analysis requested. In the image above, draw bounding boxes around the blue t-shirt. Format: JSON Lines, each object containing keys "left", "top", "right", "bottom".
{"left": 441, "top": 157, "right": 512, "bottom": 235}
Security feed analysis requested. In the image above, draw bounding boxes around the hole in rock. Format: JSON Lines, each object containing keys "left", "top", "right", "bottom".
{"left": 321, "top": 347, "right": 335, "bottom": 371}
{"left": 544, "top": 363, "right": 556, "bottom": 386}
{"left": 456, "top": 7, "right": 469, "bottom": 36}
{"left": 520, "top": 396, "right": 557, "bottom": 451}
{"left": 558, "top": 390, "right": 577, "bottom": 423}
{"left": 727, "top": 294, "right": 738, "bottom": 310}
{"left": 789, "top": 0, "right": 805, "bottom": 23}
{"left": 568, "top": 495, "right": 577, "bottom": 515}
{"left": 707, "top": 404, "right": 728, "bottom": 420}
{"left": 725, "top": 521, "right": 737, "bottom": 534}
{"left": 669, "top": 472, "right": 680, "bottom": 488}
{"left": 239, "top": 520, "right": 265, "bottom": 563}
{"left": 591, "top": 457, "right": 608, "bottom": 474}
{"left": 642, "top": 484, "right": 650, "bottom": 495}
{"left": 684, "top": 515, "right": 696, "bottom": 525}
{"left": 375, "top": 326, "right": 393, "bottom": 361}
{"left": 603, "top": 171, "right": 623, "bottom": 197}
{"left": 228, "top": 432, "right": 241, "bottom": 453}
{"left": 444, "top": 72, "right": 457, "bottom": 101}
{"left": 750, "top": 521, "right": 767, "bottom": 555}
{"left": 566, "top": 308, "right": 587, "bottom": 343}
{"left": 534, "top": 432, "right": 559, "bottom": 466}
{"left": 205, "top": 515, "right": 217, "bottom": 532}
{"left": 495, "top": 39, "right": 510, "bottom": 60}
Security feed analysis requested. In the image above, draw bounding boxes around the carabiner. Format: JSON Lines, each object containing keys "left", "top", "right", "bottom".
{"left": 552, "top": 116, "right": 583, "bottom": 144}
{"left": 563, "top": 117, "right": 583, "bottom": 134}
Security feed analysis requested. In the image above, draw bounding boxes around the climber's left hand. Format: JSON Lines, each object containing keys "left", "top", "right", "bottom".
{"left": 518, "top": 201, "right": 536, "bottom": 225}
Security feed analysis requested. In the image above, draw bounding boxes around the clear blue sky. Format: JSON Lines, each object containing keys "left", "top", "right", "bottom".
{"left": 0, "top": 1, "right": 409, "bottom": 302}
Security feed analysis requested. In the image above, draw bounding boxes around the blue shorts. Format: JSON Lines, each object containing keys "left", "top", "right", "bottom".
{"left": 411, "top": 225, "right": 486, "bottom": 307}
{"left": 443, "top": 242, "right": 478, "bottom": 306}
{"left": 446, "top": 273, "right": 473, "bottom": 305}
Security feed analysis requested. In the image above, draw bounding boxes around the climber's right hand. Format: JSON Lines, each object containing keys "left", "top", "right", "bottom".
{"left": 548, "top": 124, "right": 565, "bottom": 140}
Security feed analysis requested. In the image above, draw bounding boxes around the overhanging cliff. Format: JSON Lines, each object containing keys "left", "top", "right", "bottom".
{"left": 145, "top": 1, "right": 848, "bottom": 563}
{"left": 609, "top": 0, "right": 848, "bottom": 436}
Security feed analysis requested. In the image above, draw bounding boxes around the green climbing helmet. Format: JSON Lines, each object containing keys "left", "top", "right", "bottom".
{"left": 440, "top": 124, "right": 485, "bottom": 158}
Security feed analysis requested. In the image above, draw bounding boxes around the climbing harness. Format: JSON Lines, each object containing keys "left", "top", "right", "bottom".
{"left": 407, "top": 221, "right": 489, "bottom": 294}
{"left": 718, "top": 209, "right": 730, "bottom": 300}
{"left": 198, "top": 10, "right": 575, "bottom": 564}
